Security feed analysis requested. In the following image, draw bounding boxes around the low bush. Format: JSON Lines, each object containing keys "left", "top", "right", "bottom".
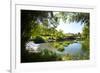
{"left": 33, "top": 36, "right": 46, "bottom": 43}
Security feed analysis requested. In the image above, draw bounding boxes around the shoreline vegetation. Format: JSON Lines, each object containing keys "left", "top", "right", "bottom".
{"left": 21, "top": 10, "right": 90, "bottom": 63}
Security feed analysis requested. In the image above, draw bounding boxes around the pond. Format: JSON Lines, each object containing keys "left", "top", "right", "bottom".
{"left": 26, "top": 41, "right": 84, "bottom": 56}
{"left": 63, "top": 42, "right": 83, "bottom": 55}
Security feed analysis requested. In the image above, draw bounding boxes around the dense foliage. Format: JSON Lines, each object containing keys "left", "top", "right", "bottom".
{"left": 21, "top": 10, "right": 90, "bottom": 62}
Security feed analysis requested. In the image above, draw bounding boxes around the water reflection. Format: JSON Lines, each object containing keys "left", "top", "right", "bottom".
{"left": 63, "top": 42, "right": 83, "bottom": 55}
{"left": 26, "top": 41, "right": 83, "bottom": 56}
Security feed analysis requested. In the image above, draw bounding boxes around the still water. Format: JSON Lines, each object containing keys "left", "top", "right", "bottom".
{"left": 26, "top": 41, "right": 83, "bottom": 55}
{"left": 63, "top": 42, "right": 83, "bottom": 55}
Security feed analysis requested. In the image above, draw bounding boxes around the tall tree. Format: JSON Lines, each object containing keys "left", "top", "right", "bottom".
{"left": 21, "top": 10, "right": 59, "bottom": 62}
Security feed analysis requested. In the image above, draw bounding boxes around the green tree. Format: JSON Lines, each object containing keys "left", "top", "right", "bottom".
{"left": 59, "top": 12, "right": 90, "bottom": 51}
{"left": 21, "top": 10, "right": 59, "bottom": 62}
{"left": 59, "top": 12, "right": 89, "bottom": 25}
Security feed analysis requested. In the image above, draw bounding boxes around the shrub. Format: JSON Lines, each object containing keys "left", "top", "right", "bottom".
{"left": 33, "top": 36, "right": 46, "bottom": 43}
{"left": 57, "top": 45, "right": 64, "bottom": 52}
{"left": 81, "top": 39, "right": 89, "bottom": 51}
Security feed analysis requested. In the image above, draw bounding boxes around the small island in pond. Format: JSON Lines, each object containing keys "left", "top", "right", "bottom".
{"left": 21, "top": 10, "right": 90, "bottom": 63}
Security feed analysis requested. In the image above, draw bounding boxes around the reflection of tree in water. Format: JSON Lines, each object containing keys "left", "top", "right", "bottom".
{"left": 21, "top": 10, "right": 90, "bottom": 62}
{"left": 21, "top": 10, "right": 60, "bottom": 62}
